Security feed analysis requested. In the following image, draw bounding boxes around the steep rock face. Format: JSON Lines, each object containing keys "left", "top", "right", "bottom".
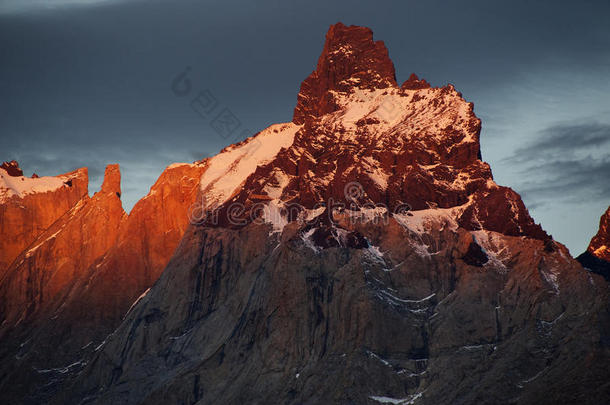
{"left": 587, "top": 206, "right": 610, "bottom": 262}
{"left": 0, "top": 165, "right": 124, "bottom": 400}
{"left": 0, "top": 162, "right": 207, "bottom": 403}
{"left": 1, "top": 160, "right": 24, "bottom": 176}
{"left": 101, "top": 163, "right": 122, "bottom": 195}
{"left": 56, "top": 215, "right": 609, "bottom": 405}
{"left": 0, "top": 162, "right": 88, "bottom": 276}
{"left": 53, "top": 24, "right": 608, "bottom": 405}
{"left": 458, "top": 186, "right": 549, "bottom": 240}
{"left": 61, "top": 162, "right": 207, "bottom": 332}
{"left": 293, "top": 22, "right": 397, "bottom": 124}
{"left": 0, "top": 164, "right": 125, "bottom": 332}
{"left": 578, "top": 206, "right": 610, "bottom": 280}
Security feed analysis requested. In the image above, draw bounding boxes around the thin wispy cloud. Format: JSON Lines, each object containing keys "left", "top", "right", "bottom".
{"left": 506, "top": 121, "right": 610, "bottom": 207}
{"left": 511, "top": 122, "right": 610, "bottom": 161}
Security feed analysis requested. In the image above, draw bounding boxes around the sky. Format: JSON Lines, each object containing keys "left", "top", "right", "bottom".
{"left": 0, "top": 0, "right": 609, "bottom": 255}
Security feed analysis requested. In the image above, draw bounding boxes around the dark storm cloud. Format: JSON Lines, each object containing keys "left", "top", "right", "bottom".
{"left": 507, "top": 122, "right": 610, "bottom": 206}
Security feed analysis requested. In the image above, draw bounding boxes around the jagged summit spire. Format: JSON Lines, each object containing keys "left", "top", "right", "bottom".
{"left": 588, "top": 206, "right": 610, "bottom": 261}
{"left": 293, "top": 22, "right": 397, "bottom": 124}
{"left": 401, "top": 73, "right": 431, "bottom": 90}
{"left": 577, "top": 206, "right": 610, "bottom": 280}
{"left": 100, "top": 163, "right": 121, "bottom": 196}
{"left": 0, "top": 160, "right": 23, "bottom": 177}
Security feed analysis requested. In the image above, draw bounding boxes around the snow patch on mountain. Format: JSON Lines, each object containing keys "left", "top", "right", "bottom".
{"left": 325, "top": 85, "right": 477, "bottom": 148}
{"left": 261, "top": 200, "right": 289, "bottom": 234}
{"left": 471, "top": 230, "right": 510, "bottom": 270}
{"left": 166, "top": 162, "right": 202, "bottom": 170}
{"left": 393, "top": 207, "right": 459, "bottom": 236}
{"left": 199, "top": 122, "right": 301, "bottom": 208}
{"left": 301, "top": 228, "right": 320, "bottom": 253}
{"left": 123, "top": 288, "right": 151, "bottom": 319}
{"left": 262, "top": 168, "right": 291, "bottom": 200}
{"left": 369, "top": 392, "right": 423, "bottom": 404}
{"left": 0, "top": 168, "right": 74, "bottom": 202}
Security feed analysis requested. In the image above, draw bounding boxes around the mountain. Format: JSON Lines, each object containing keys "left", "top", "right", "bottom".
{"left": 0, "top": 164, "right": 125, "bottom": 333}
{"left": 577, "top": 207, "right": 610, "bottom": 280}
{"left": 0, "top": 161, "right": 88, "bottom": 277}
{"left": 42, "top": 23, "right": 608, "bottom": 405}
{"left": 0, "top": 162, "right": 206, "bottom": 402}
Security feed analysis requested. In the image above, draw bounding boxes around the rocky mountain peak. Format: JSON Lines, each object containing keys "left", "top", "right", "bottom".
{"left": 1, "top": 23, "right": 608, "bottom": 405}
{"left": 587, "top": 206, "right": 610, "bottom": 261}
{"left": 293, "top": 22, "right": 397, "bottom": 124}
{"left": 100, "top": 163, "right": 121, "bottom": 196}
{"left": 576, "top": 206, "right": 610, "bottom": 280}
{"left": 0, "top": 160, "right": 23, "bottom": 177}
{"left": 0, "top": 165, "right": 88, "bottom": 275}
{"left": 401, "top": 73, "right": 431, "bottom": 90}
{"left": 200, "top": 24, "right": 547, "bottom": 242}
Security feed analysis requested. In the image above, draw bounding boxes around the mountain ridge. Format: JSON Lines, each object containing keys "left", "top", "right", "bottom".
{"left": 0, "top": 22, "right": 608, "bottom": 405}
{"left": 0, "top": 160, "right": 207, "bottom": 402}
{"left": 46, "top": 23, "right": 609, "bottom": 405}
{"left": 577, "top": 206, "right": 610, "bottom": 280}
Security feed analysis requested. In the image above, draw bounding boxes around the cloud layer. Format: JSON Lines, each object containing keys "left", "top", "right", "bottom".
{"left": 507, "top": 122, "right": 610, "bottom": 206}
{"left": 0, "top": 0, "right": 125, "bottom": 15}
